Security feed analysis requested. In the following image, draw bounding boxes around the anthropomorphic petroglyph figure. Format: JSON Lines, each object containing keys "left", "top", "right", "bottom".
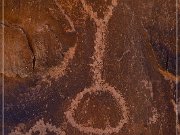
{"left": 65, "top": 0, "right": 129, "bottom": 134}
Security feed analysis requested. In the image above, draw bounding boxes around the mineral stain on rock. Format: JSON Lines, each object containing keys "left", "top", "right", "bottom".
{"left": 0, "top": 0, "right": 178, "bottom": 135}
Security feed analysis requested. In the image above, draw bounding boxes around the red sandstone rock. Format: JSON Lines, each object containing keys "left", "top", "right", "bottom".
{"left": 0, "top": 24, "right": 33, "bottom": 78}
{"left": 0, "top": 0, "right": 178, "bottom": 135}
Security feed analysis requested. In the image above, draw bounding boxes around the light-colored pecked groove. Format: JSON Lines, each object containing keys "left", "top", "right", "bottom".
{"left": 65, "top": 0, "right": 130, "bottom": 134}
{"left": 54, "top": 0, "right": 76, "bottom": 32}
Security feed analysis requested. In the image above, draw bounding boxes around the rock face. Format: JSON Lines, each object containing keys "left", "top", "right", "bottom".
{"left": 0, "top": 24, "right": 34, "bottom": 78}
{"left": 0, "top": 0, "right": 178, "bottom": 135}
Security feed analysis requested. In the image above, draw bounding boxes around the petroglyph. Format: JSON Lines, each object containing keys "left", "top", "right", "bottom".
{"left": 65, "top": 0, "right": 129, "bottom": 134}
{"left": 9, "top": 119, "right": 66, "bottom": 135}
{"left": 65, "top": 84, "right": 129, "bottom": 134}
{"left": 4, "top": 0, "right": 177, "bottom": 134}
{"left": 41, "top": 44, "right": 77, "bottom": 84}
{"left": 54, "top": 0, "right": 76, "bottom": 32}
{"left": 38, "top": 0, "right": 77, "bottom": 82}
{"left": 33, "top": 1, "right": 77, "bottom": 87}
{"left": 8, "top": 3, "right": 77, "bottom": 134}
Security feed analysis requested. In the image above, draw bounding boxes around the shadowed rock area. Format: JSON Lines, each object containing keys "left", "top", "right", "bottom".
{"left": 0, "top": 0, "right": 178, "bottom": 135}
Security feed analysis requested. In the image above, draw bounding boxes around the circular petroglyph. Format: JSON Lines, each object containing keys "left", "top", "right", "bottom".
{"left": 65, "top": 83, "right": 129, "bottom": 134}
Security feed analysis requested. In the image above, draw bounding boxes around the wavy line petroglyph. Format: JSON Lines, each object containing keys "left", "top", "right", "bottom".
{"left": 65, "top": 0, "right": 129, "bottom": 134}
{"left": 9, "top": 119, "right": 66, "bottom": 135}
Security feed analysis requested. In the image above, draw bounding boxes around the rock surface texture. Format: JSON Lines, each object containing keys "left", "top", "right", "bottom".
{"left": 0, "top": 0, "right": 178, "bottom": 135}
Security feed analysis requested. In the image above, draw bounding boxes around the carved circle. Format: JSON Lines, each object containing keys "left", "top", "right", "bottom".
{"left": 65, "top": 83, "right": 129, "bottom": 134}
